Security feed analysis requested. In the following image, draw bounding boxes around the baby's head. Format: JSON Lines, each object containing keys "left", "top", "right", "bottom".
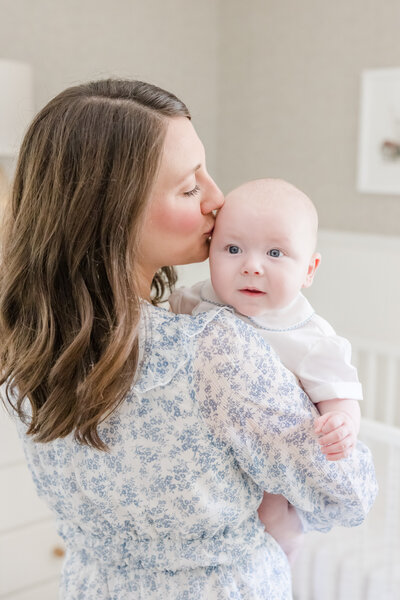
{"left": 209, "top": 178, "right": 321, "bottom": 317}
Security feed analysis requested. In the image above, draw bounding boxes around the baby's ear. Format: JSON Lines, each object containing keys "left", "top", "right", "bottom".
{"left": 303, "top": 252, "right": 321, "bottom": 288}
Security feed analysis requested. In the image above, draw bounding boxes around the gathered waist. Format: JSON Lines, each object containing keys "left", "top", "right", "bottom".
{"left": 58, "top": 514, "right": 267, "bottom": 572}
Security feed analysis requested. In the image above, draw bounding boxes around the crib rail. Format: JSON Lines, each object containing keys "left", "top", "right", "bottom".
{"left": 292, "top": 418, "right": 400, "bottom": 600}
{"left": 350, "top": 336, "right": 400, "bottom": 427}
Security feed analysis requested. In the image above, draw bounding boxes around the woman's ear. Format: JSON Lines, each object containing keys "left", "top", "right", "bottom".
{"left": 303, "top": 252, "right": 321, "bottom": 288}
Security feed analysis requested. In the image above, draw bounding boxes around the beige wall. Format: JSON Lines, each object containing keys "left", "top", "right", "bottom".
{"left": 1, "top": 1, "right": 400, "bottom": 235}
{"left": 217, "top": 0, "right": 400, "bottom": 235}
{"left": 0, "top": 0, "right": 219, "bottom": 176}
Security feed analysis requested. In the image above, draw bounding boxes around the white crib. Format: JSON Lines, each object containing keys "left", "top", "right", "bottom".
{"left": 292, "top": 335, "right": 400, "bottom": 600}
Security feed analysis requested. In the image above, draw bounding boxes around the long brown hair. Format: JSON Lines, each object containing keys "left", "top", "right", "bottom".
{"left": 0, "top": 79, "right": 189, "bottom": 450}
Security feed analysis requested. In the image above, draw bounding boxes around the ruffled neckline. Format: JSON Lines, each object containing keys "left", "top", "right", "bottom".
{"left": 133, "top": 302, "right": 223, "bottom": 394}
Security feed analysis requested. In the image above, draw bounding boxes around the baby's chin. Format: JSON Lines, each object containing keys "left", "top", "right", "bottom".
{"left": 236, "top": 306, "right": 267, "bottom": 318}
{"left": 214, "top": 287, "right": 270, "bottom": 317}
{"left": 226, "top": 299, "right": 269, "bottom": 318}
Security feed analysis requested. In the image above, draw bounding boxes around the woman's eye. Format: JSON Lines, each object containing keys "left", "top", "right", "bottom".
{"left": 183, "top": 185, "right": 200, "bottom": 197}
{"left": 267, "top": 248, "right": 283, "bottom": 258}
{"left": 227, "top": 245, "right": 241, "bottom": 254}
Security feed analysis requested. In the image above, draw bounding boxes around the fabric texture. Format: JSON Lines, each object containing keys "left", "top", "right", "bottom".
{"left": 15, "top": 304, "right": 377, "bottom": 599}
{"left": 169, "top": 280, "right": 363, "bottom": 403}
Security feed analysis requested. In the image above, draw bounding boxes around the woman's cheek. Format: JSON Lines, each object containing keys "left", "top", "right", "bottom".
{"left": 169, "top": 209, "right": 202, "bottom": 234}
{"left": 148, "top": 211, "right": 189, "bottom": 238}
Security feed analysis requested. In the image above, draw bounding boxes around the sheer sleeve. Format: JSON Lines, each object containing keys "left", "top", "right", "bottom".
{"left": 193, "top": 310, "right": 377, "bottom": 533}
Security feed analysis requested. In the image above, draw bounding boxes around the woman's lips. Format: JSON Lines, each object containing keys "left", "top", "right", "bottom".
{"left": 239, "top": 288, "right": 266, "bottom": 296}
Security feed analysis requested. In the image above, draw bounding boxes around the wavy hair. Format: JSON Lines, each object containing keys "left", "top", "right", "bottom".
{"left": 0, "top": 79, "right": 189, "bottom": 450}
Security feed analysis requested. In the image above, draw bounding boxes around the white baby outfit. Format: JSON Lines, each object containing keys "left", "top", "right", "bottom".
{"left": 169, "top": 280, "right": 363, "bottom": 404}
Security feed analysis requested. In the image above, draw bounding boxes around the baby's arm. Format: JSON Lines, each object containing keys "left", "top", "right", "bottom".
{"left": 296, "top": 324, "right": 363, "bottom": 462}
{"left": 257, "top": 492, "right": 303, "bottom": 564}
{"left": 315, "top": 398, "right": 361, "bottom": 461}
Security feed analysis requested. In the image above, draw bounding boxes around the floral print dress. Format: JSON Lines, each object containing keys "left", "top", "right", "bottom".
{"left": 15, "top": 304, "right": 377, "bottom": 599}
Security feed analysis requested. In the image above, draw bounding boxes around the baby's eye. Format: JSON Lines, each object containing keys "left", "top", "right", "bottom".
{"left": 227, "top": 245, "right": 241, "bottom": 254}
{"left": 267, "top": 248, "right": 283, "bottom": 258}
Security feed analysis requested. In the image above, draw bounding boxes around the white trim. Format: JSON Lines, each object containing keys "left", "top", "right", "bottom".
{"left": 317, "top": 228, "right": 400, "bottom": 253}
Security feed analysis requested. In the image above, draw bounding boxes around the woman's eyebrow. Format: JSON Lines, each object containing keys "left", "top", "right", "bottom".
{"left": 176, "top": 164, "right": 202, "bottom": 186}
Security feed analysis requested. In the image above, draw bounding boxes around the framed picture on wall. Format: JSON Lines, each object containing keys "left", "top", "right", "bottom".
{"left": 357, "top": 67, "right": 400, "bottom": 195}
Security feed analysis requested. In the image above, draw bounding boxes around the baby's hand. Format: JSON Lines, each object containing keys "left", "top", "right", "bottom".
{"left": 314, "top": 411, "right": 357, "bottom": 461}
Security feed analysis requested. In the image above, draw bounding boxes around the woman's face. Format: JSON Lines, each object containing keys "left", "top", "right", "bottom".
{"left": 139, "top": 117, "right": 224, "bottom": 292}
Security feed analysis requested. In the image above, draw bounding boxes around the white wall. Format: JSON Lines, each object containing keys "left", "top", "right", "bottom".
{"left": 304, "top": 230, "right": 400, "bottom": 344}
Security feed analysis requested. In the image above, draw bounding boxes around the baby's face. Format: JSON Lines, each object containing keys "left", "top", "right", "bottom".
{"left": 209, "top": 181, "right": 320, "bottom": 316}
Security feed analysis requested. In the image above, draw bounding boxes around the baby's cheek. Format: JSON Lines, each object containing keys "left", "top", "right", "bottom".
{"left": 210, "top": 258, "right": 234, "bottom": 301}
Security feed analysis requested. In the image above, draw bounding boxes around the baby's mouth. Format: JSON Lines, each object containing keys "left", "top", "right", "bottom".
{"left": 239, "top": 288, "right": 266, "bottom": 296}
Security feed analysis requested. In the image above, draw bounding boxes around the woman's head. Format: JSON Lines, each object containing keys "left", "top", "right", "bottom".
{"left": 0, "top": 78, "right": 210, "bottom": 449}
{"left": 10, "top": 79, "right": 191, "bottom": 302}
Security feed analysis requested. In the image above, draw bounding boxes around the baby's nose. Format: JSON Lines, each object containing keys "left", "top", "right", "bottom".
{"left": 242, "top": 261, "right": 264, "bottom": 276}
{"left": 243, "top": 268, "right": 262, "bottom": 275}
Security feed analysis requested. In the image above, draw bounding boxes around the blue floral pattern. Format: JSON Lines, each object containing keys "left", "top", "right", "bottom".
{"left": 15, "top": 304, "right": 377, "bottom": 599}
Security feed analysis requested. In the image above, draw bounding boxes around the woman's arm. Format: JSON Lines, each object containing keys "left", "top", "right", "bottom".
{"left": 194, "top": 311, "right": 377, "bottom": 534}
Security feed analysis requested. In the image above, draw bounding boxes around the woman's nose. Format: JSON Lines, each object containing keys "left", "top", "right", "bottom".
{"left": 201, "top": 179, "right": 224, "bottom": 215}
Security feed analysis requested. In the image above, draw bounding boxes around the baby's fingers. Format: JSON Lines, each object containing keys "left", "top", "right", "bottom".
{"left": 317, "top": 425, "right": 351, "bottom": 448}
{"left": 324, "top": 447, "right": 353, "bottom": 461}
{"left": 314, "top": 412, "right": 345, "bottom": 434}
{"left": 323, "top": 438, "right": 355, "bottom": 461}
{"left": 320, "top": 430, "right": 356, "bottom": 460}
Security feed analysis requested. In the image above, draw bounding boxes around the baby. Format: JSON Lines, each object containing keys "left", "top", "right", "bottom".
{"left": 169, "top": 178, "right": 362, "bottom": 560}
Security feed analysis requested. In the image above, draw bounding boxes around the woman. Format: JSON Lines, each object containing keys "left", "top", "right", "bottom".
{"left": 0, "top": 79, "right": 376, "bottom": 599}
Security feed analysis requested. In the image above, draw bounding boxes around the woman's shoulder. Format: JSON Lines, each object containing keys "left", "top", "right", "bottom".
{"left": 135, "top": 303, "right": 271, "bottom": 394}
{"left": 134, "top": 303, "right": 229, "bottom": 393}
